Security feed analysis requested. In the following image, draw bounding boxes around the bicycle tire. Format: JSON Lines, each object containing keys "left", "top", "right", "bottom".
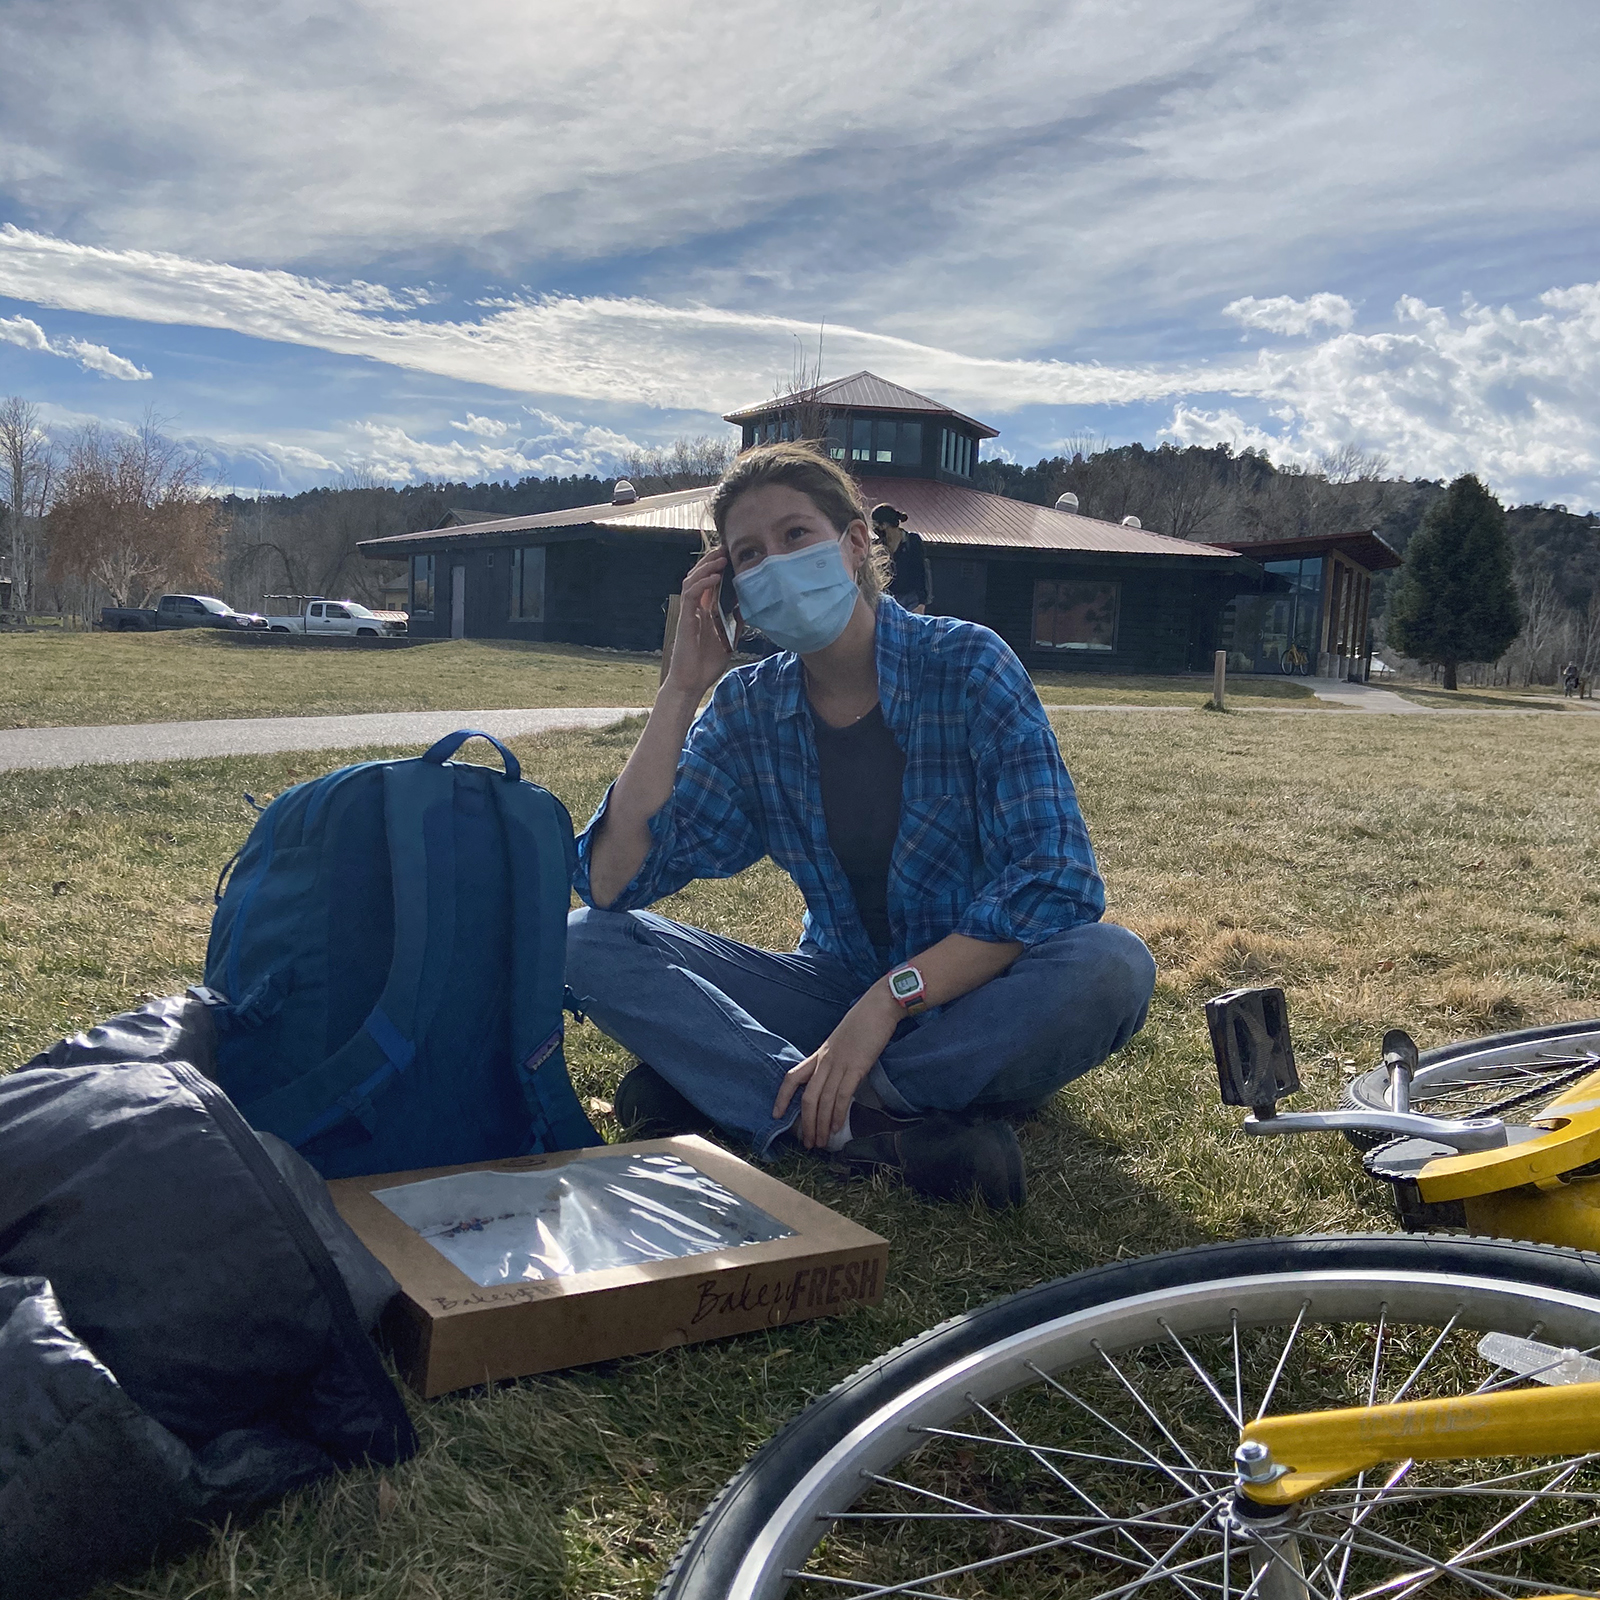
{"left": 1345, "top": 1017, "right": 1600, "bottom": 1129}
{"left": 657, "top": 1232, "right": 1600, "bottom": 1599}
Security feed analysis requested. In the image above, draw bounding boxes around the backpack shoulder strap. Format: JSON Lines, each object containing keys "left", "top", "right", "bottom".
{"left": 490, "top": 774, "right": 602, "bottom": 1152}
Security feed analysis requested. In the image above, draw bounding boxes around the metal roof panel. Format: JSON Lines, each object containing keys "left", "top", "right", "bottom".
{"left": 361, "top": 476, "right": 1244, "bottom": 562}
{"left": 724, "top": 370, "right": 999, "bottom": 438}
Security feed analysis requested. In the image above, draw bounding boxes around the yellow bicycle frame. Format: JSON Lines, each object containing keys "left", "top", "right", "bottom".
{"left": 1236, "top": 1068, "right": 1600, "bottom": 1505}
{"left": 1239, "top": 1381, "right": 1600, "bottom": 1505}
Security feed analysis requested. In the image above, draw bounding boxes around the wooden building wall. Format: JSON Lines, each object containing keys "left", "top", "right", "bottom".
{"left": 402, "top": 533, "right": 697, "bottom": 651}
{"left": 931, "top": 552, "right": 1238, "bottom": 674}
{"left": 402, "top": 534, "right": 1242, "bottom": 673}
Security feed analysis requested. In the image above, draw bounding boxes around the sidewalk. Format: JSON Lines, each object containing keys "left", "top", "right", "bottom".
{"left": 1303, "top": 678, "right": 1432, "bottom": 714}
{"left": 0, "top": 706, "right": 648, "bottom": 772}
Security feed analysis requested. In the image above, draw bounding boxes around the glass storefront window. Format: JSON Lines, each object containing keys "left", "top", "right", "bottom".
{"left": 1217, "top": 556, "right": 1323, "bottom": 671}
{"left": 410, "top": 554, "right": 435, "bottom": 618}
{"left": 509, "top": 547, "right": 544, "bottom": 621}
{"left": 1032, "top": 580, "right": 1119, "bottom": 652}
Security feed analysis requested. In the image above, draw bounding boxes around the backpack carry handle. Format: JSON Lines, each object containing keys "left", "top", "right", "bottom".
{"left": 422, "top": 729, "right": 521, "bottom": 784}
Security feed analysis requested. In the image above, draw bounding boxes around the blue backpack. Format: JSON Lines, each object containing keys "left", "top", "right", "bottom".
{"left": 204, "top": 730, "right": 601, "bottom": 1178}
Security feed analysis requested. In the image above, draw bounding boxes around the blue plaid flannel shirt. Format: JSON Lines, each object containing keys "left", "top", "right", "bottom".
{"left": 574, "top": 597, "right": 1105, "bottom": 988}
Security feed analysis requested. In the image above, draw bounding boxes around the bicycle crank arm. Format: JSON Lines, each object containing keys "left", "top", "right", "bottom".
{"left": 1241, "top": 1108, "right": 1508, "bottom": 1152}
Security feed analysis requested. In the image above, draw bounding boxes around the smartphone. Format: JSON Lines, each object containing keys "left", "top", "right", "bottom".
{"left": 716, "top": 559, "right": 740, "bottom": 653}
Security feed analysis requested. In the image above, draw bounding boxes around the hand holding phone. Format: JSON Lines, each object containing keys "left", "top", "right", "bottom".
{"left": 715, "top": 558, "right": 740, "bottom": 653}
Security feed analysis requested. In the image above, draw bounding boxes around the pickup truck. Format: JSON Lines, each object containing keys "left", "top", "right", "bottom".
{"left": 100, "top": 594, "right": 268, "bottom": 631}
{"left": 265, "top": 598, "right": 408, "bottom": 637}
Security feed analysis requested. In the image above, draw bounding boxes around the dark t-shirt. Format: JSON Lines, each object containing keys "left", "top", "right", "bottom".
{"left": 811, "top": 703, "right": 906, "bottom": 954}
{"left": 886, "top": 527, "right": 931, "bottom": 605}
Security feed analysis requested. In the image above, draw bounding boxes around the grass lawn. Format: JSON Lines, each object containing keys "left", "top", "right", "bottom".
{"left": 4, "top": 709, "right": 1600, "bottom": 1596}
{"left": 0, "top": 629, "right": 1326, "bottom": 729}
{"left": 0, "top": 630, "right": 661, "bottom": 729}
{"left": 1388, "top": 682, "right": 1584, "bottom": 711}
{"left": 1030, "top": 669, "right": 1323, "bottom": 707}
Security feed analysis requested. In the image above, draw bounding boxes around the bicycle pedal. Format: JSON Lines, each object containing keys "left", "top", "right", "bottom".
{"left": 1207, "top": 986, "right": 1301, "bottom": 1112}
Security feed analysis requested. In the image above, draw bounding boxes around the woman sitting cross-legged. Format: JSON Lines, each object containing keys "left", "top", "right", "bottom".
{"left": 566, "top": 442, "right": 1156, "bottom": 1208}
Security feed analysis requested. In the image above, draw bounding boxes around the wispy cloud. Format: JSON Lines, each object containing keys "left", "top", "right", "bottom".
{"left": 0, "top": 226, "right": 1235, "bottom": 411}
{"left": 0, "top": 311, "right": 149, "bottom": 379}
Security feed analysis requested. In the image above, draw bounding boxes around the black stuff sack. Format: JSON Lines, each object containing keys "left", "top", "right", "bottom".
{"left": 0, "top": 992, "right": 418, "bottom": 1600}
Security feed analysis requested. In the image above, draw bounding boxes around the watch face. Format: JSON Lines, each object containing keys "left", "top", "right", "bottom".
{"left": 889, "top": 968, "right": 922, "bottom": 999}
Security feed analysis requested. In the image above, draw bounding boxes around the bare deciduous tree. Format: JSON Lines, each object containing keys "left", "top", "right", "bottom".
{"left": 49, "top": 418, "right": 221, "bottom": 607}
{"left": 0, "top": 395, "right": 55, "bottom": 612}
{"left": 621, "top": 435, "right": 737, "bottom": 495}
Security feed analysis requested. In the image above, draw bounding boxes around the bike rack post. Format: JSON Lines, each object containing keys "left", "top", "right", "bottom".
{"left": 1213, "top": 649, "right": 1227, "bottom": 711}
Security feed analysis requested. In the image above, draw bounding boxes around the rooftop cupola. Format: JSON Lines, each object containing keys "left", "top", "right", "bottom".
{"left": 723, "top": 370, "right": 999, "bottom": 485}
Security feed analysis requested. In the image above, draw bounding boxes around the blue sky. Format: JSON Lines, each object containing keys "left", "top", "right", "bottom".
{"left": 1, "top": 0, "right": 1597, "bottom": 509}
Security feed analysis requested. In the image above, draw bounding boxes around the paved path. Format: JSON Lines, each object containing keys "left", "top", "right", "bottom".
{"left": 0, "top": 706, "right": 648, "bottom": 772}
{"left": 2, "top": 685, "right": 1588, "bottom": 773}
{"left": 1305, "top": 678, "right": 1431, "bottom": 713}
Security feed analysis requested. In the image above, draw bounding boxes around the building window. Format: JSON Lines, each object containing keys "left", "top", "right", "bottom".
{"left": 940, "top": 429, "right": 973, "bottom": 476}
{"left": 825, "top": 413, "right": 847, "bottom": 462}
{"left": 864, "top": 418, "right": 920, "bottom": 465}
{"left": 510, "top": 546, "right": 545, "bottom": 621}
{"left": 1032, "top": 580, "right": 1119, "bottom": 652}
{"left": 410, "top": 554, "right": 436, "bottom": 618}
{"left": 851, "top": 417, "right": 873, "bottom": 462}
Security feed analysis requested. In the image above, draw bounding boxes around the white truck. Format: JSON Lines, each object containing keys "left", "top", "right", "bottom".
{"left": 264, "top": 596, "right": 408, "bottom": 637}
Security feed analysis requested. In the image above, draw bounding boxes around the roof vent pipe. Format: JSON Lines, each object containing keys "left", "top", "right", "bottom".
{"left": 1055, "top": 493, "right": 1079, "bottom": 513}
{"left": 1121, "top": 515, "right": 1141, "bottom": 529}
{"left": 612, "top": 479, "right": 638, "bottom": 505}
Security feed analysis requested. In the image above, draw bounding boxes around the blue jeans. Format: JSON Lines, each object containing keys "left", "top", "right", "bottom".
{"left": 565, "top": 908, "right": 1156, "bottom": 1157}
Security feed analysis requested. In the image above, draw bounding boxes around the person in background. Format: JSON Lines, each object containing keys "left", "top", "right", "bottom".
{"left": 872, "top": 503, "right": 932, "bottom": 613}
{"left": 564, "top": 443, "right": 1155, "bottom": 1209}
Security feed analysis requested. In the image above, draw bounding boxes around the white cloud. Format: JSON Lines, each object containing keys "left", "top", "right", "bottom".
{"left": 0, "top": 311, "right": 150, "bottom": 378}
{"left": 8, "top": 218, "right": 1600, "bottom": 503}
{"left": 0, "top": 2, "right": 1594, "bottom": 357}
{"left": 1164, "top": 286, "right": 1600, "bottom": 505}
{"left": 62, "top": 336, "right": 150, "bottom": 380}
{"left": 1223, "top": 293, "right": 1355, "bottom": 337}
{"left": 0, "top": 313, "right": 50, "bottom": 352}
{"left": 449, "top": 412, "right": 511, "bottom": 438}
{"left": 0, "top": 226, "right": 1236, "bottom": 413}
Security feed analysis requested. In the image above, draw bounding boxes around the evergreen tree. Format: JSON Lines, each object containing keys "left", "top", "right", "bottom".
{"left": 1386, "top": 474, "right": 1520, "bottom": 689}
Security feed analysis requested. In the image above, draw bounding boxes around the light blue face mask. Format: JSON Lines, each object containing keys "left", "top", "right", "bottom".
{"left": 732, "top": 534, "right": 860, "bottom": 655}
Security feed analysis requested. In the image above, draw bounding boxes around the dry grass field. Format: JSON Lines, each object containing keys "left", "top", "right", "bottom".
{"left": 3, "top": 706, "right": 1598, "bottom": 1596}
{"left": 0, "top": 629, "right": 1325, "bottom": 728}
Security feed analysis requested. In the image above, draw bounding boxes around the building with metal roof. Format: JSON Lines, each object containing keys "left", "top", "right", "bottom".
{"left": 360, "top": 373, "right": 1356, "bottom": 675}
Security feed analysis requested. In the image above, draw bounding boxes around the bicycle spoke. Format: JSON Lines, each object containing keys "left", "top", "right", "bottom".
{"left": 1384, "top": 1460, "right": 1589, "bottom": 1600}
{"left": 1232, "top": 1308, "right": 1245, "bottom": 1434}
{"left": 791, "top": 1506, "right": 1227, "bottom": 1600}
{"left": 910, "top": 1425, "right": 1235, "bottom": 1480}
{"left": 1026, "top": 1360, "right": 1220, "bottom": 1499}
{"left": 1387, "top": 1310, "right": 1461, "bottom": 1404}
{"left": 1092, "top": 1342, "right": 1207, "bottom": 1470}
{"left": 850, "top": 1470, "right": 1220, "bottom": 1590}
{"left": 1253, "top": 1299, "right": 1309, "bottom": 1420}
{"left": 1160, "top": 1315, "right": 1243, "bottom": 1427}
{"left": 964, "top": 1393, "right": 1221, "bottom": 1600}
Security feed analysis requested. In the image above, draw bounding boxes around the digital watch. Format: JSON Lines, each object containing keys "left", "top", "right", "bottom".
{"left": 886, "top": 963, "right": 928, "bottom": 1014}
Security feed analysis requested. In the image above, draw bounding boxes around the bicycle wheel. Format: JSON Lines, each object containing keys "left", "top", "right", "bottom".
{"left": 1346, "top": 1018, "right": 1600, "bottom": 1125}
{"left": 658, "top": 1233, "right": 1600, "bottom": 1599}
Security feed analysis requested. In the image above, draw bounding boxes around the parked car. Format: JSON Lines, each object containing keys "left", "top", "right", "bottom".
{"left": 264, "top": 598, "right": 408, "bottom": 637}
{"left": 100, "top": 594, "right": 269, "bottom": 631}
